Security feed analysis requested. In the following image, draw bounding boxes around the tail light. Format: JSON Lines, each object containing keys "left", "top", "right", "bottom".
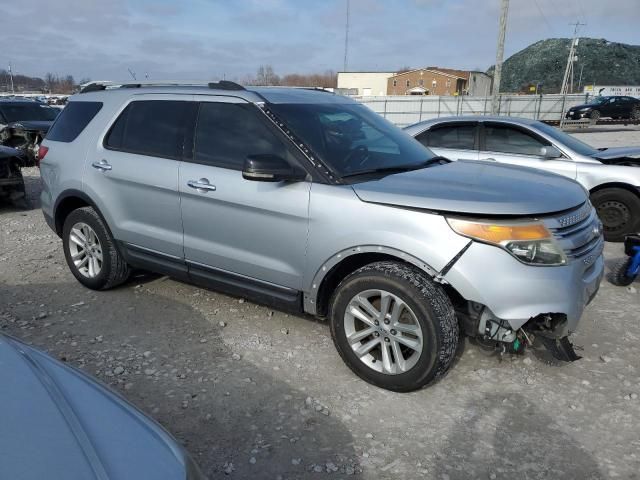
{"left": 37, "top": 145, "right": 49, "bottom": 167}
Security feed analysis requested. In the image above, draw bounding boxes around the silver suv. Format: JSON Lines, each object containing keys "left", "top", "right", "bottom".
{"left": 40, "top": 82, "right": 604, "bottom": 392}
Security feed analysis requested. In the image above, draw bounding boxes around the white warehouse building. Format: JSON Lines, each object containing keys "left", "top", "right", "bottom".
{"left": 337, "top": 72, "right": 394, "bottom": 97}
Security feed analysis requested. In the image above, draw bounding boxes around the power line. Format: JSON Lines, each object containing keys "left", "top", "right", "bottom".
{"left": 533, "top": 0, "right": 555, "bottom": 36}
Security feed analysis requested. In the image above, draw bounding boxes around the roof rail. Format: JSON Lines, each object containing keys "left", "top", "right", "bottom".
{"left": 79, "top": 80, "right": 246, "bottom": 94}
{"left": 208, "top": 81, "right": 245, "bottom": 91}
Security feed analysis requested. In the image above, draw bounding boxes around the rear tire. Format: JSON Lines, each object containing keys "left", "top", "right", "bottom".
{"left": 329, "top": 261, "right": 458, "bottom": 392}
{"left": 631, "top": 106, "right": 640, "bottom": 121}
{"left": 609, "top": 258, "right": 636, "bottom": 286}
{"left": 62, "top": 207, "right": 130, "bottom": 290}
{"left": 591, "top": 188, "right": 640, "bottom": 242}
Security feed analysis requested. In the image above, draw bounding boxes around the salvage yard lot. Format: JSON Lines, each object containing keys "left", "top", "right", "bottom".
{"left": 1, "top": 126, "right": 639, "bottom": 479}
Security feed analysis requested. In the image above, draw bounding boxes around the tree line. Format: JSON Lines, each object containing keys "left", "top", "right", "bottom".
{"left": 0, "top": 66, "right": 338, "bottom": 94}
{"left": 242, "top": 65, "right": 337, "bottom": 88}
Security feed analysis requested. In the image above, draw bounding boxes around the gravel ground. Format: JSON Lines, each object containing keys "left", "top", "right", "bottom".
{"left": 1, "top": 127, "right": 640, "bottom": 480}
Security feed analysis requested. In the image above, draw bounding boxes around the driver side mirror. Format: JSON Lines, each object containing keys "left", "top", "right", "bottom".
{"left": 540, "top": 146, "right": 562, "bottom": 159}
{"left": 242, "top": 154, "right": 307, "bottom": 182}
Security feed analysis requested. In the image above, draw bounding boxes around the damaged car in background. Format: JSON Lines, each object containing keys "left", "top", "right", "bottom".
{"left": 0, "top": 145, "right": 27, "bottom": 207}
{"left": 0, "top": 98, "right": 59, "bottom": 167}
{"left": 406, "top": 116, "right": 640, "bottom": 241}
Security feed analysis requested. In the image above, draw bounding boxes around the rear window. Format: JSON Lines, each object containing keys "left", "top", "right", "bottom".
{"left": 418, "top": 124, "right": 476, "bottom": 150}
{"left": 104, "top": 100, "right": 196, "bottom": 160}
{"left": 46, "top": 102, "right": 102, "bottom": 142}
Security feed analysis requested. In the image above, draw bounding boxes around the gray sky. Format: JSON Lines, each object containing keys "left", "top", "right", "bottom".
{"left": 2, "top": 0, "right": 638, "bottom": 81}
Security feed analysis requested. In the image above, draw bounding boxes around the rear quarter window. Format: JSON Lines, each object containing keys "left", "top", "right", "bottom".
{"left": 46, "top": 102, "right": 103, "bottom": 142}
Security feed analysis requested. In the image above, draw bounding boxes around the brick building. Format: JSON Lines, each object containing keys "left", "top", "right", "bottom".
{"left": 387, "top": 68, "right": 492, "bottom": 96}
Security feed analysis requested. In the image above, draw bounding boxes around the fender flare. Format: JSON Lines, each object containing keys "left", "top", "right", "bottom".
{"left": 53, "top": 189, "right": 107, "bottom": 235}
{"left": 303, "top": 245, "right": 439, "bottom": 315}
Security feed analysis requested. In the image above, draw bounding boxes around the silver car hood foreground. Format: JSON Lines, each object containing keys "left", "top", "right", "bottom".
{"left": 0, "top": 335, "right": 193, "bottom": 480}
{"left": 351, "top": 161, "right": 587, "bottom": 216}
{"left": 593, "top": 146, "right": 640, "bottom": 161}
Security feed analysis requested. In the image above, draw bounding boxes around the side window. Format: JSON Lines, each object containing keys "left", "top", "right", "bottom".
{"left": 484, "top": 125, "right": 549, "bottom": 156}
{"left": 193, "top": 102, "right": 293, "bottom": 170}
{"left": 417, "top": 124, "right": 476, "bottom": 150}
{"left": 46, "top": 102, "right": 102, "bottom": 142}
{"left": 105, "top": 100, "right": 196, "bottom": 159}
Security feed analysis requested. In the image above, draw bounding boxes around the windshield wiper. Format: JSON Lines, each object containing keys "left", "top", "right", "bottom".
{"left": 341, "top": 156, "right": 450, "bottom": 179}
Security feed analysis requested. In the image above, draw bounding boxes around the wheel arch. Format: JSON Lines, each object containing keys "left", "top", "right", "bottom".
{"left": 589, "top": 182, "right": 640, "bottom": 198}
{"left": 53, "top": 189, "right": 110, "bottom": 237}
{"left": 304, "top": 246, "right": 439, "bottom": 317}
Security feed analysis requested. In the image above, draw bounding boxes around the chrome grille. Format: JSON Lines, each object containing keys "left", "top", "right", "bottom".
{"left": 556, "top": 202, "right": 592, "bottom": 228}
{"left": 544, "top": 202, "right": 604, "bottom": 265}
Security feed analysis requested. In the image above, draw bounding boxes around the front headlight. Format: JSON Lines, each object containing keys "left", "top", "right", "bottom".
{"left": 447, "top": 218, "right": 567, "bottom": 266}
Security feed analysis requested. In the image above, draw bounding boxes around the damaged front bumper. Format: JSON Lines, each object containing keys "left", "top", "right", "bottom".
{"left": 443, "top": 239, "right": 604, "bottom": 338}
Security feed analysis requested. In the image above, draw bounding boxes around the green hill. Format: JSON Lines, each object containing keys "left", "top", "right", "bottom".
{"left": 488, "top": 38, "right": 640, "bottom": 93}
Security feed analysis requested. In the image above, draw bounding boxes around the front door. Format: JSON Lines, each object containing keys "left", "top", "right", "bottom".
{"left": 479, "top": 122, "right": 577, "bottom": 180}
{"left": 179, "top": 98, "right": 311, "bottom": 290}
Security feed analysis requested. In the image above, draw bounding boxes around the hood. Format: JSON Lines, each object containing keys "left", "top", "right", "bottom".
{"left": 592, "top": 146, "right": 640, "bottom": 161}
{"left": 568, "top": 103, "right": 594, "bottom": 111}
{"left": 0, "top": 335, "right": 190, "bottom": 480}
{"left": 351, "top": 161, "right": 586, "bottom": 216}
{"left": 7, "top": 120, "right": 53, "bottom": 133}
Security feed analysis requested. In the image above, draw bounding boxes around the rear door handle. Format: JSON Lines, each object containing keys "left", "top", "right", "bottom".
{"left": 482, "top": 157, "right": 496, "bottom": 162}
{"left": 92, "top": 159, "right": 112, "bottom": 171}
{"left": 187, "top": 178, "right": 216, "bottom": 192}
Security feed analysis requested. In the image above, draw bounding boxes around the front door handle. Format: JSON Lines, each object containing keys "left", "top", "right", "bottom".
{"left": 482, "top": 157, "right": 496, "bottom": 162}
{"left": 187, "top": 178, "right": 216, "bottom": 192}
{"left": 92, "top": 159, "right": 112, "bottom": 171}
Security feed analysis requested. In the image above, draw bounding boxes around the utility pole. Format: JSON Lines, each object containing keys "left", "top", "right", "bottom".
{"left": 559, "top": 21, "right": 586, "bottom": 127}
{"left": 577, "top": 64, "right": 585, "bottom": 90}
{"left": 8, "top": 62, "right": 15, "bottom": 94}
{"left": 491, "top": 0, "right": 509, "bottom": 114}
{"left": 343, "top": 0, "right": 350, "bottom": 72}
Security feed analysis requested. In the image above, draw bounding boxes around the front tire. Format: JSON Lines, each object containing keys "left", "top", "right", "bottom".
{"left": 591, "top": 188, "right": 640, "bottom": 242}
{"left": 590, "top": 110, "right": 601, "bottom": 122}
{"left": 62, "top": 207, "right": 130, "bottom": 290}
{"left": 329, "top": 261, "right": 458, "bottom": 392}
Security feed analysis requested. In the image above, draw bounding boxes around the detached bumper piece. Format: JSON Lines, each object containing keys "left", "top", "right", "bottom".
{"left": 523, "top": 313, "right": 581, "bottom": 362}
{"left": 537, "top": 336, "right": 581, "bottom": 362}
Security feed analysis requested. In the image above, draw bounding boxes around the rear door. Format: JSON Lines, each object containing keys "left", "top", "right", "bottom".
{"left": 479, "top": 122, "right": 577, "bottom": 179}
{"left": 86, "top": 95, "right": 197, "bottom": 258}
{"left": 414, "top": 122, "right": 479, "bottom": 161}
{"left": 178, "top": 98, "right": 311, "bottom": 290}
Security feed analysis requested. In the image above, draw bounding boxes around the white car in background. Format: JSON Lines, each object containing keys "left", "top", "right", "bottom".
{"left": 405, "top": 116, "right": 640, "bottom": 242}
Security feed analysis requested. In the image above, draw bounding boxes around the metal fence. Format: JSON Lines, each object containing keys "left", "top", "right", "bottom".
{"left": 355, "top": 93, "right": 591, "bottom": 127}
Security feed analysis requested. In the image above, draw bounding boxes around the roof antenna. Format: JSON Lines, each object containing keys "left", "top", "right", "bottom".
{"left": 127, "top": 68, "right": 137, "bottom": 81}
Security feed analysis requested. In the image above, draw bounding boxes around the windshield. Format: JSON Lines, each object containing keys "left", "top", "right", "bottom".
{"left": 534, "top": 121, "right": 599, "bottom": 156}
{"left": 0, "top": 103, "right": 59, "bottom": 123}
{"left": 588, "top": 96, "right": 609, "bottom": 105}
{"left": 267, "top": 102, "right": 435, "bottom": 177}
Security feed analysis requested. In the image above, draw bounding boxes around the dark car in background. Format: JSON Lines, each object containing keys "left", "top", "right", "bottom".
{"left": 0, "top": 98, "right": 60, "bottom": 166}
{"left": 565, "top": 95, "right": 640, "bottom": 121}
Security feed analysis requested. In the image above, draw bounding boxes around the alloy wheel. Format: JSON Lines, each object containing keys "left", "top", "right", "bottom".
{"left": 344, "top": 289, "right": 423, "bottom": 375}
{"left": 68, "top": 222, "right": 103, "bottom": 278}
